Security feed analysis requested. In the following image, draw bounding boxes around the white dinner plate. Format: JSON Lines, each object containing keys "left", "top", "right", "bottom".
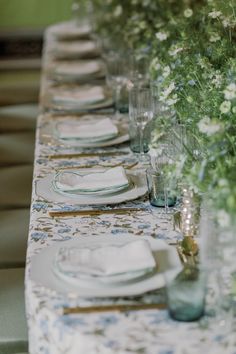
{"left": 47, "top": 60, "right": 105, "bottom": 83}
{"left": 41, "top": 84, "right": 113, "bottom": 113}
{"left": 49, "top": 21, "right": 91, "bottom": 40}
{"left": 52, "top": 121, "right": 129, "bottom": 148}
{"left": 35, "top": 170, "right": 147, "bottom": 205}
{"left": 30, "top": 235, "right": 181, "bottom": 297}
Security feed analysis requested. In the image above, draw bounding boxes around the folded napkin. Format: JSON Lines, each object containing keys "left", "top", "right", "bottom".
{"left": 55, "top": 60, "right": 101, "bottom": 76}
{"left": 54, "top": 166, "right": 129, "bottom": 192}
{"left": 56, "top": 239, "right": 156, "bottom": 276}
{"left": 56, "top": 118, "right": 118, "bottom": 140}
{"left": 53, "top": 86, "right": 105, "bottom": 105}
{"left": 56, "top": 40, "right": 97, "bottom": 55}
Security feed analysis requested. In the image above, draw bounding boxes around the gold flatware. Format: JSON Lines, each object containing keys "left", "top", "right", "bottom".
{"left": 63, "top": 303, "right": 167, "bottom": 315}
{"left": 49, "top": 207, "right": 146, "bottom": 217}
{"left": 54, "top": 161, "right": 139, "bottom": 171}
{"left": 47, "top": 151, "right": 129, "bottom": 159}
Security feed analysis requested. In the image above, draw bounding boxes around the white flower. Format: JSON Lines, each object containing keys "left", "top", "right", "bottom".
{"left": 113, "top": 5, "right": 122, "bottom": 17}
{"left": 224, "top": 83, "right": 236, "bottom": 100}
{"left": 197, "top": 116, "right": 222, "bottom": 136}
{"left": 208, "top": 10, "right": 222, "bottom": 19}
{"left": 220, "top": 100, "right": 231, "bottom": 114}
{"left": 162, "top": 65, "right": 170, "bottom": 78}
{"left": 160, "top": 82, "right": 175, "bottom": 101}
{"left": 222, "top": 18, "right": 231, "bottom": 28}
{"left": 150, "top": 57, "right": 160, "bottom": 71}
{"left": 166, "top": 94, "right": 178, "bottom": 106}
{"left": 186, "top": 96, "right": 193, "bottom": 103}
{"left": 217, "top": 210, "right": 230, "bottom": 228}
{"left": 209, "top": 32, "right": 221, "bottom": 42}
{"left": 212, "top": 73, "right": 222, "bottom": 88}
{"left": 168, "top": 46, "right": 183, "bottom": 57}
{"left": 155, "top": 31, "right": 169, "bottom": 41}
{"left": 184, "top": 9, "right": 193, "bottom": 18}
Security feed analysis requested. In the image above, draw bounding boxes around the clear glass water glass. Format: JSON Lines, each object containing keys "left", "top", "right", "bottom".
{"left": 146, "top": 168, "right": 176, "bottom": 211}
{"left": 105, "top": 52, "right": 128, "bottom": 117}
{"left": 198, "top": 203, "right": 234, "bottom": 336}
{"left": 129, "top": 87, "right": 154, "bottom": 163}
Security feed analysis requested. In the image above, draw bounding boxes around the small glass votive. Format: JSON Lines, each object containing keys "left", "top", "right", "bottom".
{"left": 165, "top": 265, "right": 206, "bottom": 322}
{"left": 146, "top": 168, "right": 176, "bottom": 209}
{"left": 128, "top": 120, "right": 151, "bottom": 154}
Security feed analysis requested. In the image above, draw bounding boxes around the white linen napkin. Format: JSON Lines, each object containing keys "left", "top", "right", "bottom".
{"left": 55, "top": 60, "right": 101, "bottom": 76}
{"left": 56, "top": 239, "right": 156, "bottom": 276}
{"left": 56, "top": 118, "right": 118, "bottom": 140}
{"left": 53, "top": 86, "right": 105, "bottom": 105}
{"left": 54, "top": 166, "right": 129, "bottom": 192}
{"left": 56, "top": 40, "right": 97, "bottom": 55}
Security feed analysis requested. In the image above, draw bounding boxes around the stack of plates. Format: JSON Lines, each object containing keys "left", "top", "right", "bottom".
{"left": 49, "top": 60, "right": 105, "bottom": 83}
{"left": 49, "top": 21, "right": 92, "bottom": 40}
{"left": 30, "top": 235, "right": 181, "bottom": 297}
{"left": 44, "top": 85, "right": 113, "bottom": 112}
{"left": 52, "top": 40, "right": 99, "bottom": 59}
{"left": 35, "top": 168, "right": 147, "bottom": 206}
{"left": 54, "top": 239, "right": 157, "bottom": 288}
{"left": 51, "top": 116, "right": 129, "bottom": 148}
{"left": 52, "top": 167, "right": 131, "bottom": 197}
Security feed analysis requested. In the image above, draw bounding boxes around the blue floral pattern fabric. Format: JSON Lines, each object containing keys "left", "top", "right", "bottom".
{"left": 25, "top": 26, "right": 236, "bottom": 354}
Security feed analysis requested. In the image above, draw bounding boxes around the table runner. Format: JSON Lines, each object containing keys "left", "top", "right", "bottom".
{"left": 25, "top": 22, "right": 236, "bottom": 354}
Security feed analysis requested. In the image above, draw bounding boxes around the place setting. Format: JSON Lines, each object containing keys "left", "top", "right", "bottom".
{"left": 30, "top": 234, "right": 181, "bottom": 298}
{"left": 42, "top": 84, "right": 114, "bottom": 113}
{"left": 45, "top": 59, "right": 106, "bottom": 83}
{"left": 40, "top": 114, "right": 129, "bottom": 148}
{"left": 49, "top": 39, "right": 100, "bottom": 60}
{"left": 48, "top": 20, "right": 92, "bottom": 40}
{"left": 35, "top": 165, "right": 147, "bottom": 206}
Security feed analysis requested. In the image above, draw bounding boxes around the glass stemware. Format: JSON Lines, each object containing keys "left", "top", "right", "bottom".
{"left": 198, "top": 203, "right": 234, "bottom": 337}
{"left": 129, "top": 88, "right": 154, "bottom": 163}
{"left": 105, "top": 52, "right": 128, "bottom": 117}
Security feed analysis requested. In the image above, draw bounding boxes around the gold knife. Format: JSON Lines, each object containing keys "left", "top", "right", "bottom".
{"left": 49, "top": 207, "right": 146, "bottom": 217}
{"left": 63, "top": 303, "right": 167, "bottom": 315}
{"left": 54, "top": 161, "right": 139, "bottom": 171}
{"left": 47, "top": 151, "right": 129, "bottom": 159}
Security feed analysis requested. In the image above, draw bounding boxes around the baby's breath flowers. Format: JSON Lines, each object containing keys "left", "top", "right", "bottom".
{"left": 91, "top": 0, "right": 236, "bottom": 220}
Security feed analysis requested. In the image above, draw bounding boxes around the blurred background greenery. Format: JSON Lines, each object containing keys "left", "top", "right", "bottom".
{"left": 0, "top": 0, "right": 74, "bottom": 29}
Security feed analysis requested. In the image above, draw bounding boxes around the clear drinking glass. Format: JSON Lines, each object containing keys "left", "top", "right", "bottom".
{"left": 129, "top": 87, "right": 154, "bottom": 163}
{"left": 198, "top": 203, "right": 234, "bottom": 336}
{"left": 146, "top": 168, "right": 176, "bottom": 213}
{"left": 105, "top": 52, "right": 128, "bottom": 117}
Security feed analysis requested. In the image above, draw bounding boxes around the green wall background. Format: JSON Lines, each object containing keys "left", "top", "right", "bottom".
{"left": 0, "top": 0, "right": 74, "bottom": 28}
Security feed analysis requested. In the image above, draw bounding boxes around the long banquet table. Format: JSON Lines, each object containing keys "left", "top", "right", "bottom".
{"left": 25, "top": 21, "right": 236, "bottom": 354}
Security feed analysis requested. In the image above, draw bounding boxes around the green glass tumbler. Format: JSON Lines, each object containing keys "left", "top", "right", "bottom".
{"left": 165, "top": 265, "right": 206, "bottom": 322}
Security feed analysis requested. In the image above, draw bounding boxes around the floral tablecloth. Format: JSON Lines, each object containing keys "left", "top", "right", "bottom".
{"left": 25, "top": 23, "right": 236, "bottom": 354}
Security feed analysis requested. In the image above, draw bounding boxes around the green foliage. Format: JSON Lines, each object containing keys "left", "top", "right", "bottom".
{"left": 91, "top": 0, "right": 236, "bottom": 224}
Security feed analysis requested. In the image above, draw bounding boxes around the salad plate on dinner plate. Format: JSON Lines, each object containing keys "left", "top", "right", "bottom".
{"left": 47, "top": 59, "right": 105, "bottom": 83}
{"left": 35, "top": 168, "right": 147, "bottom": 205}
{"left": 42, "top": 85, "right": 113, "bottom": 113}
{"left": 51, "top": 119, "right": 129, "bottom": 148}
{"left": 30, "top": 235, "right": 181, "bottom": 297}
{"left": 53, "top": 239, "right": 157, "bottom": 287}
{"left": 51, "top": 40, "right": 100, "bottom": 59}
{"left": 48, "top": 21, "right": 92, "bottom": 40}
{"left": 52, "top": 166, "right": 132, "bottom": 196}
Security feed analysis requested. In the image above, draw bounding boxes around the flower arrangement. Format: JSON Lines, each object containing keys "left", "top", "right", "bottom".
{"left": 91, "top": 0, "right": 236, "bottom": 226}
